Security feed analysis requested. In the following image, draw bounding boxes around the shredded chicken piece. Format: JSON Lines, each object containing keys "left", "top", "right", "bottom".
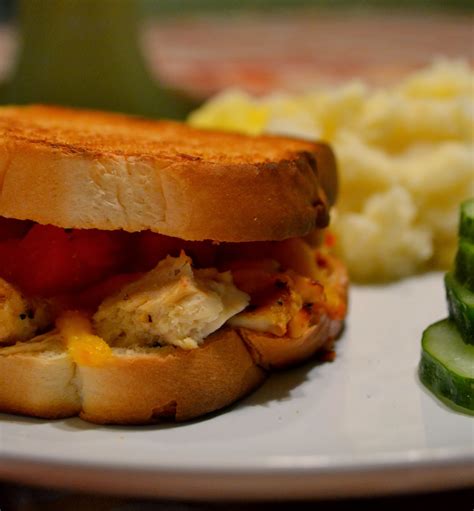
{"left": 0, "top": 278, "right": 52, "bottom": 345}
{"left": 93, "top": 253, "right": 249, "bottom": 349}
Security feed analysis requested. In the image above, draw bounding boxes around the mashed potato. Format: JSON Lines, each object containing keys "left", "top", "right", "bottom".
{"left": 189, "top": 60, "right": 474, "bottom": 282}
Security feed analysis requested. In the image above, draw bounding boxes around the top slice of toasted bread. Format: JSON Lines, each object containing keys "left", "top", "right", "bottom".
{"left": 0, "top": 105, "right": 337, "bottom": 241}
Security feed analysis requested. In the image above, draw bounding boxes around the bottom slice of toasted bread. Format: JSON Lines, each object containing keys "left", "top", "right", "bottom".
{"left": 0, "top": 335, "right": 81, "bottom": 419}
{"left": 239, "top": 315, "right": 342, "bottom": 370}
{"left": 79, "top": 328, "right": 265, "bottom": 424}
{"left": 0, "top": 318, "right": 343, "bottom": 424}
{"left": 0, "top": 329, "right": 266, "bottom": 424}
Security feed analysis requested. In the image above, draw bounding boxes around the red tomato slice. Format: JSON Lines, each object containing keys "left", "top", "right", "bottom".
{"left": 0, "top": 238, "right": 20, "bottom": 282}
{"left": 74, "top": 272, "right": 143, "bottom": 310}
{"left": 135, "top": 232, "right": 217, "bottom": 270}
{"left": 135, "top": 232, "right": 184, "bottom": 271}
{"left": 0, "top": 217, "right": 32, "bottom": 241}
{"left": 12, "top": 225, "right": 131, "bottom": 296}
{"left": 182, "top": 240, "right": 217, "bottom": 268}
{"left": 0, "top": 223, "right": 218, "bottom": 298}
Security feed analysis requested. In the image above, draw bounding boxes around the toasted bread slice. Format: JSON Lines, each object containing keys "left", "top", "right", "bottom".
{"left": 80, "top": 329, "right": 265, "bottom": 424}
{"left": 239, "top": 317, "right": 341, "bottom": 370}
{"left": 0, "top": 322, "right": 341, "bottom": 424}
{"left": 0, "top": 105, "right": 336, "bottom": 242}
{"left": 0, "top": 333, "right": 81, "bottom": 419}
{"left": 0, "top": 328, "right": 265, "bottom": 423}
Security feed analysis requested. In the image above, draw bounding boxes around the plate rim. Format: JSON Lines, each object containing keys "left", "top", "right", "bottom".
{"left": 0, "top": 448, "right": 472, "bottom": 500}
{"left": 0, "top": 274, "right": 472, "bottom": 499}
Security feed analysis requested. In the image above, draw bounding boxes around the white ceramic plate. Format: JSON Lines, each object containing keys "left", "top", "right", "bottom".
{"left": 0, "top": 272, "right": 472, "bottom": 500}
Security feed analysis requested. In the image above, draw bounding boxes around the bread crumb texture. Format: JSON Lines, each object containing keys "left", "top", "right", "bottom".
{"left": 190, "top": 60, "right": 474, "bottom": 281}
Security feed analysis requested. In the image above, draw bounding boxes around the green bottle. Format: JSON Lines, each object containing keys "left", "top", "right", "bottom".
{"left": 1, "top": 0, "right": 197, "bottom": 119}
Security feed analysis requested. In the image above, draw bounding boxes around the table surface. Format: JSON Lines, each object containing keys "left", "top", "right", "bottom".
{"left": 0, "top": 484, "right": 473, "bottom": 510}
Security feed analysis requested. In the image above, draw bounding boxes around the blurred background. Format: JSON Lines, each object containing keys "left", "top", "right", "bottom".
{"left": 0, "top": 0, "right": 472, "bottom": 116}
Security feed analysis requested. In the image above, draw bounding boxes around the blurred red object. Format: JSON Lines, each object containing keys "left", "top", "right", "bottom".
{"left": 143, "top": 12, "right": 474, "bottom": 98}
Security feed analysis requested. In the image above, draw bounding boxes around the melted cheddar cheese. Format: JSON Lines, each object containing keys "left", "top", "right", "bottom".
{"left": 57, "top": 310, "right": 112, "bottom": 366}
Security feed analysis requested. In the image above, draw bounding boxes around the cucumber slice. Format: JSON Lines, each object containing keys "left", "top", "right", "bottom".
{"left": 459, "top": 198, "right": 474, "bottom": 243}
{"left": 445, "top": 272, "right": 474, "bottom": 345}
{"left": 419, "top": 318, "right": 474, "bottom": 412}
{"left": 454, "top": 240, "right": 474, "bottom": 291}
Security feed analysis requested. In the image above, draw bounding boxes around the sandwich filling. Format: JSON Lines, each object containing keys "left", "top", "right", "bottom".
{"left": 94, "top": 254, "right": 249, "bottom": 350}
{"left": 0, "top": 217, "right": 346, "bottom": 359}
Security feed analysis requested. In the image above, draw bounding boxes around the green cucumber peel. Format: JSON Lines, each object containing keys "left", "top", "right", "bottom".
{"left": 419, "top": 319, "right": 474, "bottom": 413}
{"left": 454, "top": 240, "right": 474, "bottom": 292}
{"left": 445, "top": 272, "right": 474, "bottom": 345}
{"left": 459, "top": 198, "right": 474, "bottom": 243}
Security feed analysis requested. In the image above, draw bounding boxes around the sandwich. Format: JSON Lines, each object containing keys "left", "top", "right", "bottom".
{"left": 0, "top": 105, "right": 348, "bottom": 424}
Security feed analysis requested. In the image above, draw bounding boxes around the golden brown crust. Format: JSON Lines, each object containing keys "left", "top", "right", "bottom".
{"left": 0, "top": 105, "right": 336, "bottom": 241}
{"left": 0, "top": 329, "right": 266, "bottom": 423}
{"left": 239, "top": 316, "right": 343, "bottom": 370}
{"left": 0, "top": 316, "right": 344, "bottom": 424}
{"left": 80, "top": 329, "right": 266, "bottom": 424}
